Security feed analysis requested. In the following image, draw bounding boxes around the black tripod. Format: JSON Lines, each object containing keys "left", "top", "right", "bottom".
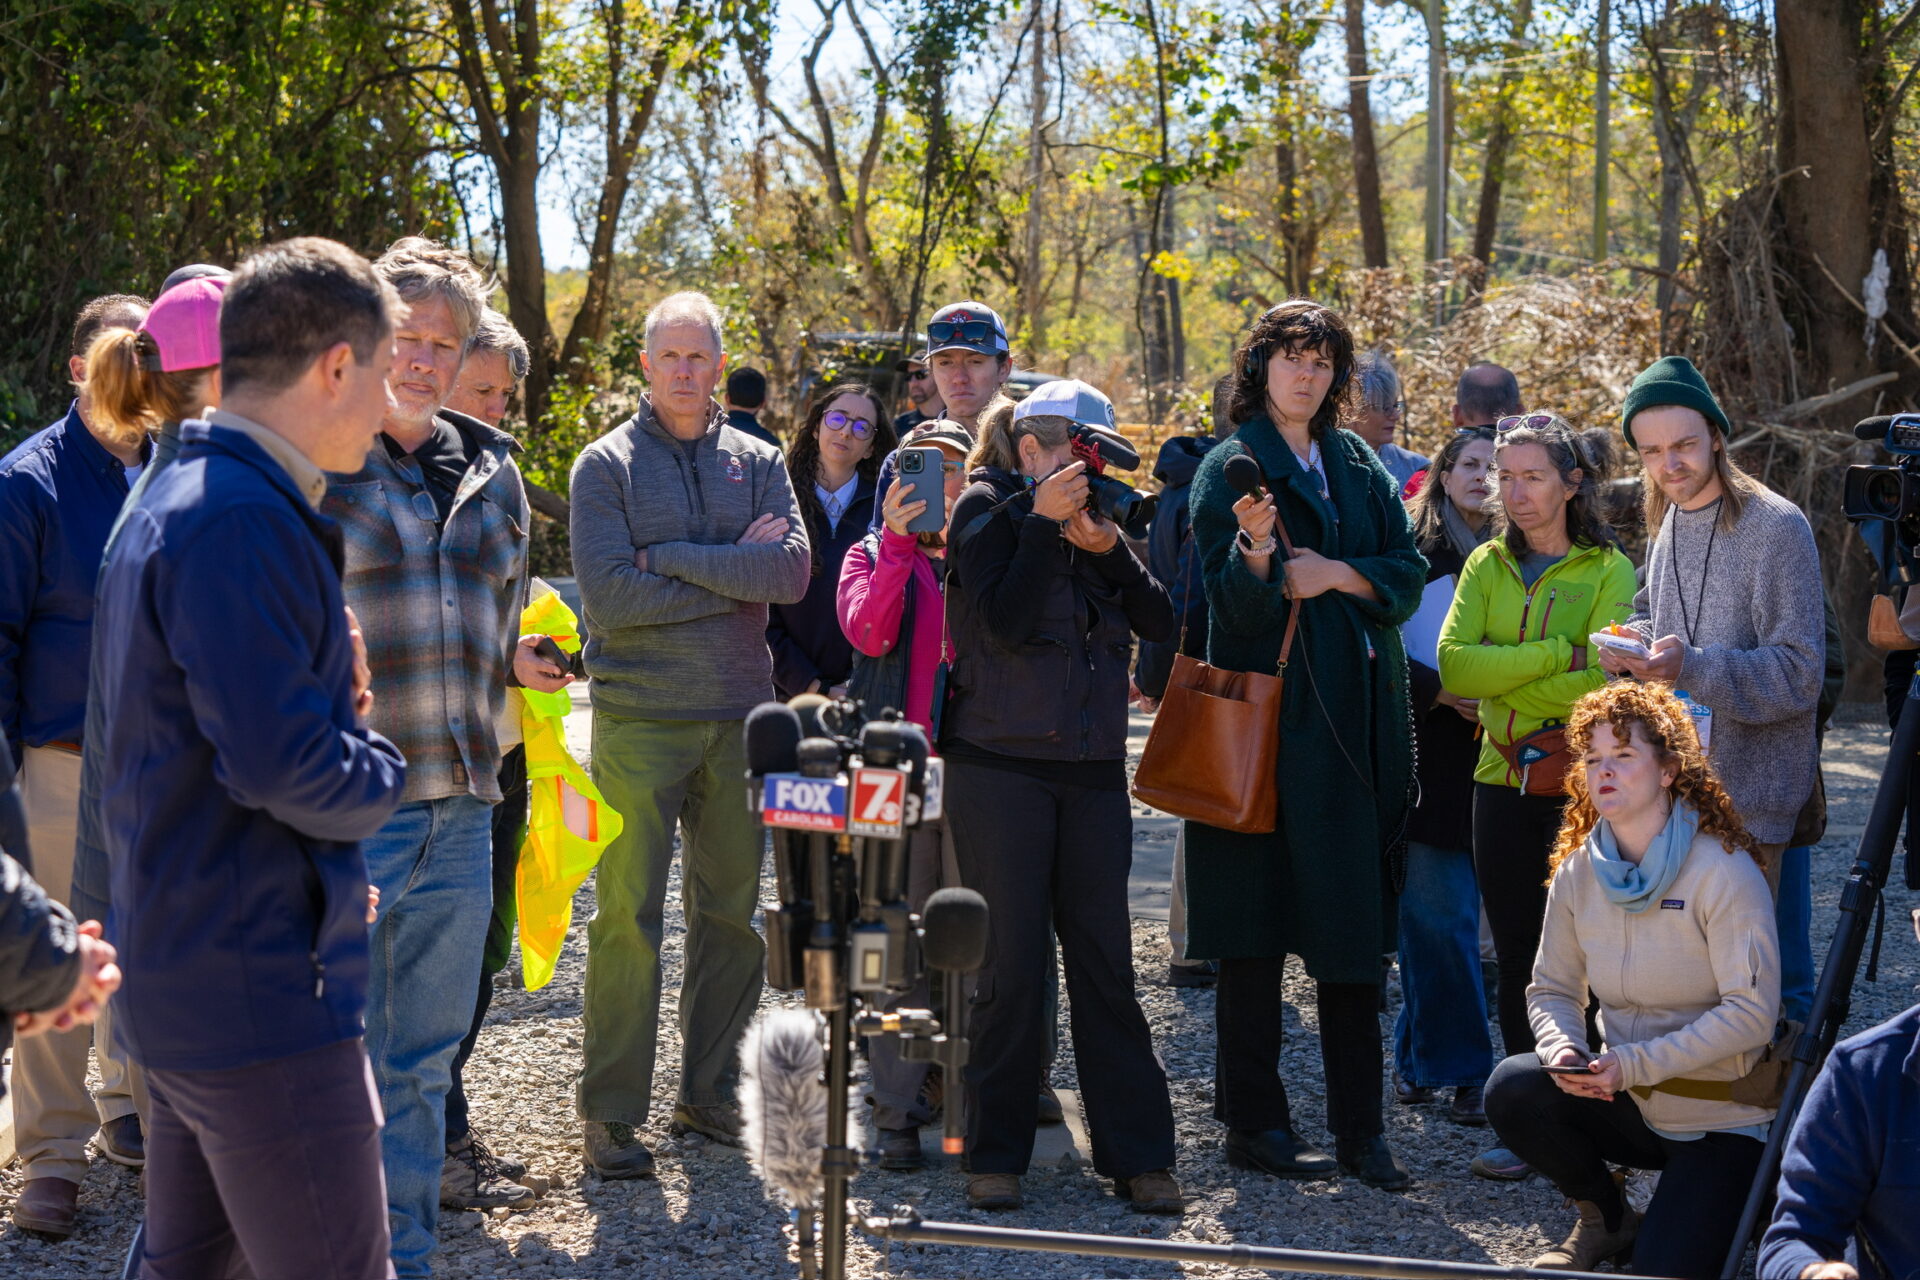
{"left": 1721, "top": 667, "right": 1920, "bottom": 1277}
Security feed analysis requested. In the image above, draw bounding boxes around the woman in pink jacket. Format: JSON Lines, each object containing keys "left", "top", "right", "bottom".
{"left": 835, "top": 419, "right": 971, "bottom": 1169}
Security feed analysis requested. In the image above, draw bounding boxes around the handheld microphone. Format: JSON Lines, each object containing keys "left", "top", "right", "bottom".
{"left": 1856, "top": 415, "right": 1895, "bottom": 441}
{"left": 739, "top": 1008, "right": 826, "bottom": 1210}
{"left": 921, "top": 886, "right": 989, "bottom": 1155}
{"left": 1224, "top": 452, "right": 1268, "bottom": 501}
{"left": 746, "top": 701, "right": 812, "bottom": 991}
{"left": 789, "top": 691, "right": 833, "bottom": 741}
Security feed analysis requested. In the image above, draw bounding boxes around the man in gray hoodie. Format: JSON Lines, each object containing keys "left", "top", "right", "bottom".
{"left": 568, "top": 291, "right": 809, "bottom": 1178}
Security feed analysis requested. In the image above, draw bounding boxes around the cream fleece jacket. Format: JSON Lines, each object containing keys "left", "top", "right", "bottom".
{"left": 1528, "top": 826, "right": 1781, "bottom": 1134}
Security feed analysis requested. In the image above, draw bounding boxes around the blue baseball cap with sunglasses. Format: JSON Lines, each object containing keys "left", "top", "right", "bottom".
{"left": 926, "top": 301, "right": 1009, "bottom": 358}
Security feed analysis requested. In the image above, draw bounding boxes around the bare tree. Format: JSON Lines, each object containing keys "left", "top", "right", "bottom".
{"left": 1345, "top": 0, "right": 1389, "bottom": 268}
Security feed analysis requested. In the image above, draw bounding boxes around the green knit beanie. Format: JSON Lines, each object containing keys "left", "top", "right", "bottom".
{"left": 1620, "top": 355, "right": 1729, "bottom": 447}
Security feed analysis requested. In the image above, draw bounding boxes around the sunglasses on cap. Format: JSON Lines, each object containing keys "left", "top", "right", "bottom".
{"left": 1495, "top": 413, "right": 1561, "bottom": 435}
{"left": 928, "top": 319, "right": 1001, "bottom": 347}
{"left": 821, "top": 409, "right": 875, "bottom": 438}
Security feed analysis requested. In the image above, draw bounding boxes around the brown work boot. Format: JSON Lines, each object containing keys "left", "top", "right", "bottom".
{"left": 13, "top": 1176, "right": 80, "bottom": 1238}
{"left": 966, "top": 1173, "right": 1022, "bottom": 1211}
{"left": 671, "top": 1101, "right": 744, "bottom": 1148}
{"left": 1533, "top": 1199, "right": 1639, "bottom": 1271}
{"left": 441, "top": 1133, "right": 537, "bottom": 1212}
{"left": 1113, "top": 1168, "right": 1184, "bottom": 1215}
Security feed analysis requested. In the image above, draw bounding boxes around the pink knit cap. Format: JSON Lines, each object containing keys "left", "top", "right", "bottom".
{"left": 139, "top": 277, "right": 226, "bottom": 372}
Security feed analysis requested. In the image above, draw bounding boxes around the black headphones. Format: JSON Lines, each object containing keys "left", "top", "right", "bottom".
{"left": 1243, "top": 305, "right": 1352, "bottom": 399}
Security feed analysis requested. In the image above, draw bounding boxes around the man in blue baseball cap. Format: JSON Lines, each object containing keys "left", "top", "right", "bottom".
{"left": 926, "top": 301, "right": 1013, "bottom": 431}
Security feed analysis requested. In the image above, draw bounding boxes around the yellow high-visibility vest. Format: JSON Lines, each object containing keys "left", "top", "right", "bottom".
{"left": 515, "top": 588, "right": 622, "bottom": 990}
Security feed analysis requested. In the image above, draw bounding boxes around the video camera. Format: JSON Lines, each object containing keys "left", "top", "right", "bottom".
{"left": 1843, "top": 413, "right": 1920, "bottom": 531}
{"left": 1065, "top": 422, "right": 1158, "bottom": 540}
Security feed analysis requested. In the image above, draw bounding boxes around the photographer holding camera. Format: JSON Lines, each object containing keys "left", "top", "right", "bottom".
{"left": 941, "top": 380, "right": 1181, "bottom": 1216}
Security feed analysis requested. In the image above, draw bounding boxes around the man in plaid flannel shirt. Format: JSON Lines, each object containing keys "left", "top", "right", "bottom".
{"left": 324, "top": 238, "right": 572, "bottom": 1278}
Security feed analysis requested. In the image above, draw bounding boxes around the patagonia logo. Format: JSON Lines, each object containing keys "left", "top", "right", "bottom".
{"left": 1660, "top": 899, "right": 1685, "bottom": 910}
{"left": 725, "top": 456, "right": 746, "bottom": 483}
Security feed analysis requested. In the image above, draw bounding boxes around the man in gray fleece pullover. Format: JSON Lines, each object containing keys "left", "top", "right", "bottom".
{"left": 568, "top": 291, "right": 808, "bottom": 1178}
{"left": 1603, "top": 356, "right": 1824, "bottom": 850}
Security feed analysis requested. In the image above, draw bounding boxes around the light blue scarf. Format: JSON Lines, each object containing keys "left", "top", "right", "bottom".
{"left": 1586, "top": 800, "right": 1700, "bottom": 913}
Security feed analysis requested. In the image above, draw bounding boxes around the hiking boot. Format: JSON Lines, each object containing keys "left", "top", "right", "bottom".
{"left": 583, "top": 1120, "right": 656, "bottom": 1179}
{"left": 1167, "top": 960, "right": 1219, "bottom": 988}
{"left": 1449, "top": 1085, "right": 1488, "bottom": 1126}
{"left": 966, "top": 1173, "right": 1022, "bottom": 1211}
{"left": 671, "top": 1101, "right": 744, "bottom": 1148}
{"left": 1335, "top": 1135, "right": 1411, "bottom": 1191}
{"left": 1533, "top": 1200, "right": 1639, "bottom": 1271}
{"left": 442, "top": 1134, "right": 536, "bottom": 1211}
{"left": 1036, "top": 1086, "right": 1064, "bottom": 1126}
{"left": 13, "top": 1177, "right": 79, "bottom": 1238}
{"left": 879, "top": 1127, "right": 925, "bottom": 1171}
{"left": 1113, "top": 1168, "right": 1184, "bottom": 1215}
{"left": 96, "top": 1114, "right": 145, "bottom": 1168}
{"left": 1224, "top": 1127, "right": 1337, "bottom": 1180}
{"left": 450, "top": 1131, "right": 528, "bottom": 1182}
{"left": 1393, "top": 1071, "right": 1438, "bottom": 1106}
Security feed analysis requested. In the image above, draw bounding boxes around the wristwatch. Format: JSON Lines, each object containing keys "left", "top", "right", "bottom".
{"left": 1236, "top": 528, "right": 1277, "bottom": 557}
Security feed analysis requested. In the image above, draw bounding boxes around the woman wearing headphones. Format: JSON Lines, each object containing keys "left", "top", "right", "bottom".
{"left": 1185, "top": 301, "right": 1427, "bottom": 1189}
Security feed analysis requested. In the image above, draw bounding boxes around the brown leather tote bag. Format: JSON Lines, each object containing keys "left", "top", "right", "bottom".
{"left": 1131, "top": 514, "right": 1298, "bottom": 834}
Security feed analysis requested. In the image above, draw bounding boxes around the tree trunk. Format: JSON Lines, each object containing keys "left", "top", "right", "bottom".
{"left": 1469, "top": 0, "right": 1533, "bottom": 277}
{"left": 1345, "top": 0, "right": 1389, "bottom": 269}
{"left": 1422, "top": 0, "right": 1447, "bottom": 269}
{"left": 1592, "top": 0, "right": 1612, "bottom": 260}
{"left": 1276, "top": 106, "right": 1300, "bottom": 294}
{"left": 1017, "top": 0, "right": 1049, "bottom": 357}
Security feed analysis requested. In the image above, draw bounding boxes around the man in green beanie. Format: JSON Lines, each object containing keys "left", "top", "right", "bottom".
{"left": 1605, "top": 353, "right": 1824, "bottom": 1008}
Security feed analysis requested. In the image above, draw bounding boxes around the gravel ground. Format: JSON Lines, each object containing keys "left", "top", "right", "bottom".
{"left": 3, "top": 714, "right": 1915, "bottom": 1279}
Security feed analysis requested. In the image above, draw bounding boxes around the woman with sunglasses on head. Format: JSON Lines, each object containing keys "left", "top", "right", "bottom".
{"left": 941, "top": 382, "right": 1182, "bottom": 1215}
{"left": 1392, "top": 426, "right": 1498, "bottom": 1125}
{"left": 767, "top": 382, "right": 897, "bottom": 699}
{"left": 1436, "top": 415, "right": 1636, "bottom": 1180}
{"left": 1185, "top": 301, "right": 1427, "bottom": 1190}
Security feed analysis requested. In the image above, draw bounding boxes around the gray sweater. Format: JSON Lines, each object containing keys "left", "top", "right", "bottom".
{"left": 1629, "top": 484, "right": 1824, "bottom": 843}
{"left": 570, "top": 398, "right": 809, "bottom": 720}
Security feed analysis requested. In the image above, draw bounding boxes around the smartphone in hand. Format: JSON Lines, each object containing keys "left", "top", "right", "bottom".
{"left": 895, "top": 447, "right": 949, "bottom": 535}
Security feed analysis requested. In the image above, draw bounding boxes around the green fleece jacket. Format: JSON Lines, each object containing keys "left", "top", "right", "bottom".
{"left": 1438, "top": 538, "right": 1637, "bottom": 787}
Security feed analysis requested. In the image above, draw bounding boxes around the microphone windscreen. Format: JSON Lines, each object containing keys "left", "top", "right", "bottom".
{"left": 738, "top": 1009, "right": 825, "bottom": 1209}
{"left": 1856, "top": 415, "right": 1896, "bottom": 441}
{"left": 1223, "top": 452, "right": 1266, "bottom": 496}
{"left": 788, "top": 691, "right": 832, "bottom": 740}
{"left": 744, "top": 702, "right": 803, "bottom": 775}
{"left": 921, "top": 887, "right": 989, "bottom": 973}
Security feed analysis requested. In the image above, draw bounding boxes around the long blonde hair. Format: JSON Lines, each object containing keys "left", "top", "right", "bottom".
{"left": 1548, "top": 681, "right": 1762, "bottom": 878}
{"left": 84, "top": 328, "right": 215, "bottom": 449}
{"left": 966, "top": 402, "right": 1071, "bottom": 474}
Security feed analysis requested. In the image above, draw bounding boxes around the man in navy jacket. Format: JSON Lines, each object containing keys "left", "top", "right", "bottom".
{"left": 94, "top": 237, "right": 408, "bottom": 1280}
{"left": 1759, "top": 909, "right": 1920, "bottom": 1280}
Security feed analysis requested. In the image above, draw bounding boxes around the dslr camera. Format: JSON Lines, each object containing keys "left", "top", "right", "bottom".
{"left": 1066, "top": 422, "right": 1158, "bottom": 540}
{"left": 1844, "top": 413, "right": 1920, "bottom": 527}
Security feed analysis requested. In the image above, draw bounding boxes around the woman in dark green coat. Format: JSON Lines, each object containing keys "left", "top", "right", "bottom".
{"left": 1185, "top": 301, "right": 1426, "bottom": 1189}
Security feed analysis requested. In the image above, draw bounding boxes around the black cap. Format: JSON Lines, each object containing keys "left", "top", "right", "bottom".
{"left": 161, "top": 263, "right": 231, "bottom": 294}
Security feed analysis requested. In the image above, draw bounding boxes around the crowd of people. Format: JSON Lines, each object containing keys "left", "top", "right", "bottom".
{"left": 0, "top": 232, "right": 1911, "bottom": 1280}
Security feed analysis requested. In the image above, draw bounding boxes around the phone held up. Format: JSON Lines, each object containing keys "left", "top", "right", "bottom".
{"left": 896, "top": 446, "right": 948, "bottom": 535}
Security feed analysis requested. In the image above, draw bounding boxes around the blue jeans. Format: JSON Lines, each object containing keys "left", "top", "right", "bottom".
{"left": 1777, "top": 845, "right": 1815, "bottom": 1023}
{"left": 362, "top": 796, "right": 494, "bottom": 1279}
{"left": 1393, "top": 841, "right": 1494, "bottom": 1089}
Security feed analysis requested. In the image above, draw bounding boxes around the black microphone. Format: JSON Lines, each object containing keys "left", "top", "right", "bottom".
{"left": 745, "top": 701, "right": 803, "bottom": 776}
{"left": 746, "top": 702, "right": 810, "bottom": 990}
{"left": 789, "top": 691, "right": 832, "bottom": 741}
{"left": 1224, "top": 452, "right": 1268, "bottom": 501}
{"left": 1856, "top": 415, "right": 1895, "bottom": 441}
{"left": 921, "top": 886, "right": 989, "bottom": 1155}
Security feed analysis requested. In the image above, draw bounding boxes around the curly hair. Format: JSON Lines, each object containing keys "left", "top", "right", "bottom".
{"left": 1548, "top": 681, "right": 1763, "bottom": 877}
{"left": 1226, "top": 300, "right": 1356, "bottom": 437}
{"left": 785, "top": 381, "right": 895, "bottom": 573}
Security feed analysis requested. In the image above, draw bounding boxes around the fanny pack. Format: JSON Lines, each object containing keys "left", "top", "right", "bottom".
{"left": 1494, "top": 722, "right": 1570, "bottom": 796}
{"left": 1629, "top": 1019, "right": 1802, "bottom": 1110}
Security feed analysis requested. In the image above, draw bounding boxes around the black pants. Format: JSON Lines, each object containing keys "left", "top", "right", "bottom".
{"left": 945, "top": 758, "right": 1175, "bottom": 1179}
{"left": 1473, "top": 783, "right": 1567, "bottom": 1056}
{"left": 1484, "top": 1054, "right": 1764, "bottom": 1280}
{"left": 1214, "top": 962, "right": 1383, "bottom": 1140}
{"left": 445, "top": 746, "right": 527, "bottom": 1144}
{"left": 142, "top": 1039, "right": 393, "bottom": 1279}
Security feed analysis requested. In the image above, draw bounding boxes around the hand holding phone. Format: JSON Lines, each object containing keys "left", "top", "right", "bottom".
{"left": 895, "top": 447, "right": 949, "bottom": 535}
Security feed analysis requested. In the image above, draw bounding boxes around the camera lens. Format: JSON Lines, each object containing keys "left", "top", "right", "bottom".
{"left": 1867, "top": 470, "right": 1904, "bottom": 517}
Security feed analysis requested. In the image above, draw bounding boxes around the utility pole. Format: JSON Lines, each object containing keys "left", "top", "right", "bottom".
{"left": 1423, "top": 0, "right": 1447, "bottom": 270}
{"left": 1592, "top": 0, "right": 1611, "bottom": 261}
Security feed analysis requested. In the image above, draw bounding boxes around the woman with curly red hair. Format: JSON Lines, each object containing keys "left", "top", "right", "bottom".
{"left": 1482, "top": 682, "right": 1780, "bottom": 1278}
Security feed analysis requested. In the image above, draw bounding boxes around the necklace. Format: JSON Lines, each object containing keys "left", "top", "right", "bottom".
{"left": 1668, "top": 497, "right": 1722, "bottom": 646}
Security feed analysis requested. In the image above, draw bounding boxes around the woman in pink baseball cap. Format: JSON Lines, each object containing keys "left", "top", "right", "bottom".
{"left": 83, "top": 273, "right": 226, "bottom": 471}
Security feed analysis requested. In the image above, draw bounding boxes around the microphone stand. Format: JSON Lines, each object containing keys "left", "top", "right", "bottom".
{"left": 1720, "top": 664, "right": 1920, "bottom": 1277}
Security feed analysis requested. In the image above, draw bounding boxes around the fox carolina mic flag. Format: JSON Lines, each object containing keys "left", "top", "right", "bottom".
{"left": 515, "top": 586, "right": 623, "bottom": 990}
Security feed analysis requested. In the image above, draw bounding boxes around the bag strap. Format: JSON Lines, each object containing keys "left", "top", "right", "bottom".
{"left": 1274, "top": 508, "right": 1300, "bottom": 676}
{"left": 1630, "top": 1078, "right": 1736, "bottom": 1103}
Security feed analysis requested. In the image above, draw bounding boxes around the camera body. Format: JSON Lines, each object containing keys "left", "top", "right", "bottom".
{"left": 1066, "top": 422, "right": 1159, "bottom": 539}
{"left": 1843, "top": 413, "right": 1920, "bottom": 525}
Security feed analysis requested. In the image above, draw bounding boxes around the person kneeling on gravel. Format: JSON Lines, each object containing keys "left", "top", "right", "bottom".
{"left": 1483, "top": 682, "right": 1780, "bottom": 1278}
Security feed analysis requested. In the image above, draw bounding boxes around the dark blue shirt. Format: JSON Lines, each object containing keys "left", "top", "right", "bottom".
{"left": 1760, "top": 1004, "right": 1920, "bottom": 1280}
{"left": 95, "top": 421, "right": 405, "bottom": 1071}
{"left": 726, "top": 408, "right": 780, "bottom": 450}
{"left": 0, "top": 403, "right": 143, "bottom": 756}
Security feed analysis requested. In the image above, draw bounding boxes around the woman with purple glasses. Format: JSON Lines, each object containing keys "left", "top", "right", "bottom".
{"left": 767, "top": 382, "right": 898, "bottom": 698}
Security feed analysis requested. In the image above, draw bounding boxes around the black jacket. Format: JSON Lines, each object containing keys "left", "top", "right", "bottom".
{"left": 1134, "top": 435, "right": 1216, "bottom": 699}
{"left": 1406, "top": 532, "right": 1478, "bottom": 851}
{"left": 944, "top": 467, "right": 1173, "bottom": 761}
{"left": 768, "top": 477, "right": 877, "bottom": 698}
{"left": 0, "top": 737, "right": 80, "bottom": 1097}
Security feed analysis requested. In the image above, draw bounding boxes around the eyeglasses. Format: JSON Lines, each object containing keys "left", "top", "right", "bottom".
{"left": 939, "top": 460, "right": 963, "bottom": 475}
{"left": 1496, "top": 413, "right": 1559, "bottom": 435}
{"left": 821, "top": 409, "right": 875, "bottom": 438}
{"left": 928, "top": 319, "right": 1001, "bottom": 347}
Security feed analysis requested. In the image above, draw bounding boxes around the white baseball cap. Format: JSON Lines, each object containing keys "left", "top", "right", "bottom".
{"left": 1013, "top": 379, "right": 1117, "bottom": 431}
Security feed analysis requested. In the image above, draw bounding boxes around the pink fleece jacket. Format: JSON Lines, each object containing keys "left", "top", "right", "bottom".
{"left": 836, "top": 527, "right": 949, "bottom": 734}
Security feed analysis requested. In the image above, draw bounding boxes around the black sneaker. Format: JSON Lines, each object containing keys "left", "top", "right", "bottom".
{"left": 583, "top": 1120, "right": 657, "bottom": 1179}
{"left": 96, "top": 1113, "right": 145, "bottom": 1168}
